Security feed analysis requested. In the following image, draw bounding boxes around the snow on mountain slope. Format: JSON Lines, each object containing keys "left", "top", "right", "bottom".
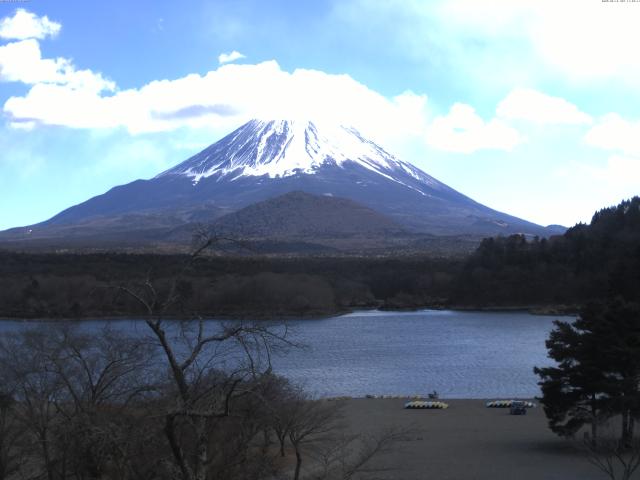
{"left": 3, "top": 118, "right": 556, "bottom": 241}
{"left": 158, "top": 119, "right": 443, "bottom": 193}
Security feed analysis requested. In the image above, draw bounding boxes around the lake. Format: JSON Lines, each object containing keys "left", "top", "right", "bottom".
{"left": 0, "top": 309, "right": 569, "bottom": 399}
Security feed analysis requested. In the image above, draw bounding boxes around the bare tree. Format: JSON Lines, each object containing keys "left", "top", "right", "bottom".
{"left": 309, "top": 428, "right": 411, "bottom": 480}
{"left": 0, "top": 392, "right": 25, "bottom": 480}
{"left": 0, "top": 329, "right": 69, "bottom": 480}
{"left": 583, "top": 425, "right": 640, "bottom": 480}
{"left": 47, "top": 327, "right": 156, "bottom": 479}
{"left": 0, "top": 325, "right": 156, "bottom": 480}
{"left": 287, "top": 397, "right": 345, "bottom": 480}
{"left": 117, "top": 233, "right": 293, "bottom": 480}
{"left": 261, "top": 374, "right": 299, "bottom": 458}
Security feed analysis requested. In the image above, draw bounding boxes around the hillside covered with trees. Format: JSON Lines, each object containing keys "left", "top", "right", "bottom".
{"left": 0, "top": 197, "right": 638, "bottom": 319}
{"left": 455, "top": 196, "right": 640, "bottom": 308}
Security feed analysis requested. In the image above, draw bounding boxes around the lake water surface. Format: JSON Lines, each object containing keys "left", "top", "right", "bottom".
{"left": 0, "top": 310, "right": 570, "bottom": 399}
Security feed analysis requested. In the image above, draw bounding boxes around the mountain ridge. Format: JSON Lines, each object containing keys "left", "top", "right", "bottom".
{"left": 0, "top": 119, "right": 564, "bottom": 251}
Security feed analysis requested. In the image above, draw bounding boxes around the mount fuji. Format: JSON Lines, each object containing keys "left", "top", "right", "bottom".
{"left": 1, "top": 119, "right": 562, "bottom": 251}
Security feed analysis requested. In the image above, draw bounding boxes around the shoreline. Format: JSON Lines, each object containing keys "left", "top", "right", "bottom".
{"left": 0, "top": 304, "right": 578, "bottom": 322}
{"left": 324, "top": 395, "right": 539, "bottom": 401}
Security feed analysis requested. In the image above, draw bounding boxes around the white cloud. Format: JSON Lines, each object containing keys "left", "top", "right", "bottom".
{"left": 597, "top": 155, "right": 640, "bottom": 188}
{"left": 567, "top": 155, "right": 640, "bottom": 189}
{"left": 0, "top": 39, "right": 115, "bottom": 92}
{"left": 528, "top": 1, "right": 640, "bottom": 82}
{"left": 218, "top": 50, "right": 245, "bottom": 64}
{"left": 4, "top": 59, "right": 428, "bottom": 142}
{"left": 425, "top": 103, "right": 522, "bottom": 154}
{"left": 391, "top": 90, "right": 429, "bottom": 135}
{"left": 0, "top": 9, "right": 61, "bottom": 40}
{"left": 2, "top": 6, "right": 608, "bottom": 162}
{"left": 554, "top": 154, "right": 640, "bottom": 218}
{"left": 497, "top": 88, "right": 592, "bottom": 125}
{"left": 584, "top": 114, "right": 640, "bottom": 157}
{"left": 0, "top": 13, "right": 427, "bottom": 142}
{"left": 341, "top": 0, "right": 640, "bottom": 85}
{"left": 438, "top": 0, "right": 640, "bottom": 82}
{"left": 0, "top": 39, "right": 61, "bottom": 84}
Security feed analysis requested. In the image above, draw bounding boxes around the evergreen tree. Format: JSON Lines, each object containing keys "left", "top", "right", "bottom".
{"left": 589, "top": 300, "right": 640, "bottom": 446}
{"left": 535, "top": 300, "right": 640, "bottom": 444}
{"left": 534, "top": 313, "right": 608, "bottom": 441}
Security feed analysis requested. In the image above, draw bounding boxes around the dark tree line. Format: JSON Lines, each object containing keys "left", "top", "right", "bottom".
{"left": 457, "top": 196, "right": 640, "bottom": 307}
{"left": 2, "top": 198, "right": 639, "bottom": 320}
{"left": 0, "top": 252, "right": 458, "bottom": 319}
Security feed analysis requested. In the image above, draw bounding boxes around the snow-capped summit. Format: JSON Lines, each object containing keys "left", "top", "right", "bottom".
{"left": 158, "top": 119, "right": 441, "bottom": 192}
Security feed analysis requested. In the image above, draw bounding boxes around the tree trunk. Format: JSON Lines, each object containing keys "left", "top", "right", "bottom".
{"left": 164, "top": 415, "right": 192, "bottom": 480}
{"left": 622, "top": 409, "right": 630, "bottom": 447}
{"left": 146, "top": 321, "right": 190, "bottom": 399}
{"left": 293, "top": 445, "right": 302, "bottom": 480}
{"left": 261, "top": 428, "right": 271, "bottom": 455}
{"left": 195, "top": 419, "right": 208, "bottom": 480}
{"left": 591, "top": 397, "right": 598, "bottom": 445}
{"left": 40, "top": 435, "right": 55, "bottom": 480}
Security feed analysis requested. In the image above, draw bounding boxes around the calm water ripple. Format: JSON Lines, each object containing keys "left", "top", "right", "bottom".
{"left": 273, "top": 309, "right": 568, "bottom": 398}
{"left": 0, "top": 309, "right": 571, "bottom": 399}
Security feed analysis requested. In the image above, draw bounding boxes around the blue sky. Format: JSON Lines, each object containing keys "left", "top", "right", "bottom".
{"left": 1, "top": 0, "right": 639, "bottom": 230}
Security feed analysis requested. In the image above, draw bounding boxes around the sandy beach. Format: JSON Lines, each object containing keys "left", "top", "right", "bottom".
{"left": 337, "top": 398, "right": 602, "bottom": 479}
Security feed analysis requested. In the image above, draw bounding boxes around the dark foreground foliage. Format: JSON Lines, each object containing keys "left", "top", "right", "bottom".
{"left": 535, "top": 300, "right": 640, "bottom": 443}
{"left": 0, "top": 324, "right": 404, "bottom": 480}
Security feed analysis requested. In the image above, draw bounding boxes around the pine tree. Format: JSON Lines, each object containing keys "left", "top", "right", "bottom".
{"left": 535, "top": 300, "right": 640, "bottom": 444}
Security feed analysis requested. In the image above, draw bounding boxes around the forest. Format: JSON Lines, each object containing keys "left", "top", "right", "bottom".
{"left": 456, "top": 196, "right": 640, "bottom": 307}
{"left": 0, "top": 196, "right": 638, "bottom": 320}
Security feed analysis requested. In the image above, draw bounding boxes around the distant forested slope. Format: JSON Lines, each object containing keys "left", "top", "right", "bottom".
{"left": 454, "top": 197, "right": 640, "bottom": 306}
{"left": 0, "top": 197, "right": 637, "bottom": 319}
